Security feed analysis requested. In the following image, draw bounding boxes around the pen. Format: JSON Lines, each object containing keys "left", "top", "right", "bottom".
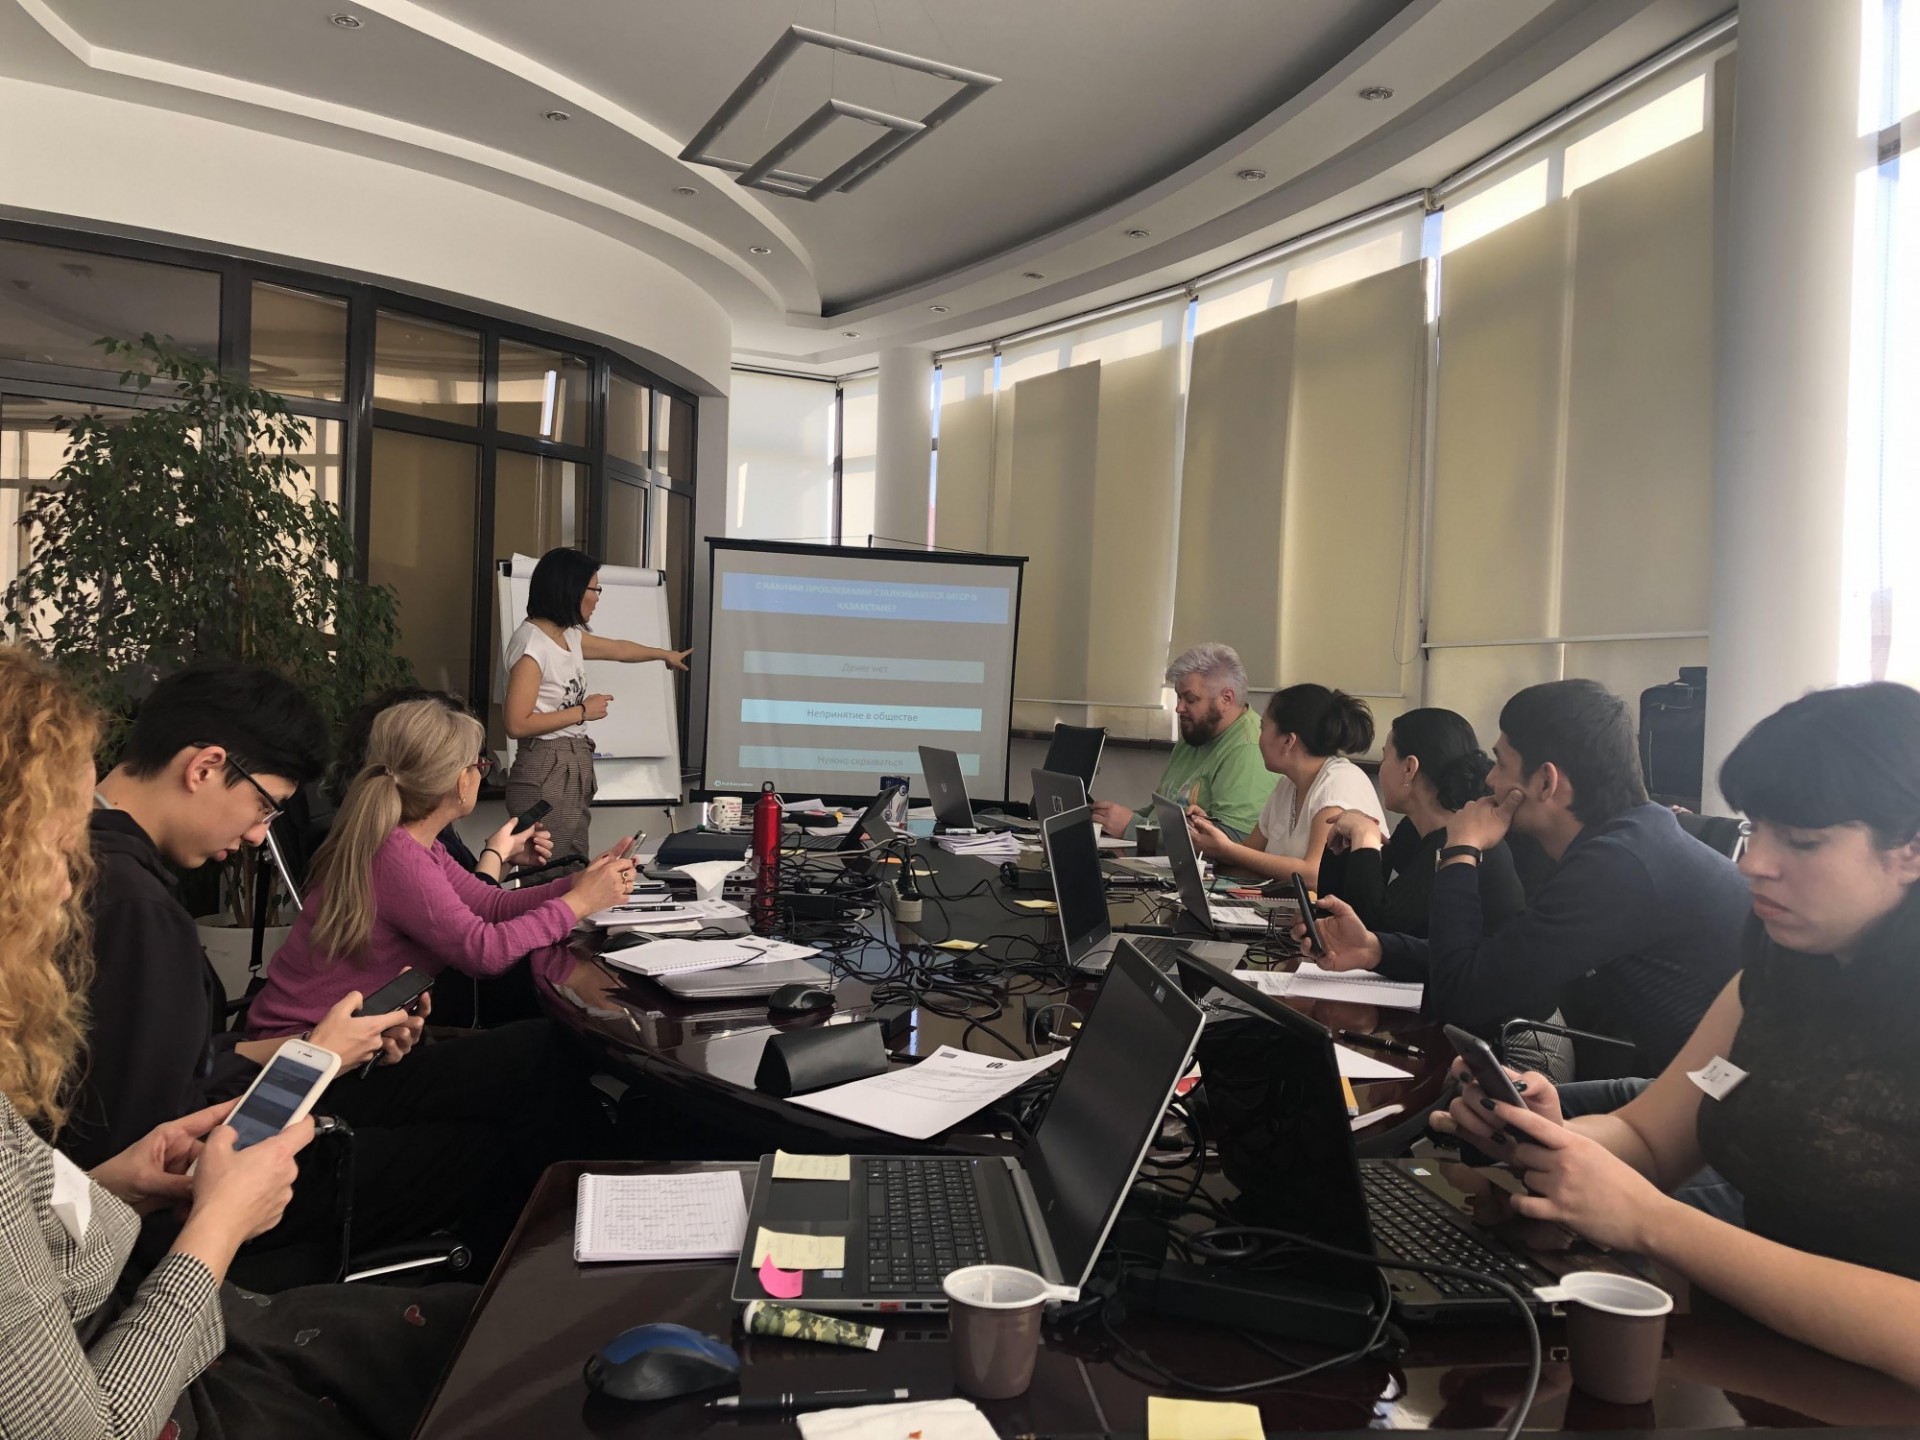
{"left": 1338, "top": 1073, "right": 1360, "bottom": 1118}
{"left": 710, "top": 1387, "right": 909, "bottom": 1413}
{"left": 1337, "top": 1030, "right": 1425, "bottom": 1060}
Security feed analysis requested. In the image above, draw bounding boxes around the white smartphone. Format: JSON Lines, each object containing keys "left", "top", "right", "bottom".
{"left": 224, "top": 1039, "right": 341, "bottom": 1150}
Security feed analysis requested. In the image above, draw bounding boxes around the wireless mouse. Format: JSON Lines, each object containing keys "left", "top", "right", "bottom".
{"left": 767, "top": 982, "right": 836, "bottom": 1014}
{"left": 582, "top": 1323, "right": 740, "bottom": 1402}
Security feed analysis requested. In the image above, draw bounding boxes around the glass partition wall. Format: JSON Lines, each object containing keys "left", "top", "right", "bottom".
{"left": 0, "top": 220, "right": 698, "bottom": 752}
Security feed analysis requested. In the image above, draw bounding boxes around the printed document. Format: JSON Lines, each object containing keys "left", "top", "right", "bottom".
{"left": 787, "top": 1045, "right": 1068, "bottom": 1140}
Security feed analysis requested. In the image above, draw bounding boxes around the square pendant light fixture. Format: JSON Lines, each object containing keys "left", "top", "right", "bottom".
{"left": 679, "top": 25, "right": 998, "bottom": 201}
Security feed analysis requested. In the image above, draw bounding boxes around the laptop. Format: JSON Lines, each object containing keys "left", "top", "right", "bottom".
{"left": 732, "top": 940, "right": 1204, "bottom": 1313}
{"left": 1041, "top": 807, "right": 1245, "bottom": 976}
{"left": 1168, "top": 955, "right": 1560, "bottom": 1322}
{"left": 785, "top": 788, "right": 897, "bottom": 853}
{"left": 1040, "top": 723, "right": 1106, "bottom": 792}
{"left": 655, "top": 955, "right": 835, "bottom": 1001}
{"left": 992, "top": 768, "right": 1087, "bottom": 833}
{"left": 917, "top": 744, "right": 1004, "bottom": 834}
{"left": 1152, "top": 792, "right": 1276, "bottom": 937}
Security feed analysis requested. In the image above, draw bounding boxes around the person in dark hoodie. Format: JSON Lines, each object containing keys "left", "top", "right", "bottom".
{"left": 68, "top": 662, "right": 539, "bottom": 1271}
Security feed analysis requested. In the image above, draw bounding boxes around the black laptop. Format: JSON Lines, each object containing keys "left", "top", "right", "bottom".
{"left": 1152, "top": 793, "right": 1278, "bottom": 937}
{"left": 784, "top": 788, "right": 897, "bottom": 852}
{"left": 1169, "top": 956, "right": 1560, "bottom": 1322}
{"left": 1042, "top": 807, "right": 1245, "bottom": 976}
{"left": 732, "top": 940, "right": 1204, "bottom": 1313}
{"left": 992, "top": 768, "right": 1087, "bottom": 833}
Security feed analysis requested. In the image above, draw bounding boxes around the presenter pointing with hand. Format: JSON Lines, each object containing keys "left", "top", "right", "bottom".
{"left": 503, "top": 547, "right": 693, "bottom": 862}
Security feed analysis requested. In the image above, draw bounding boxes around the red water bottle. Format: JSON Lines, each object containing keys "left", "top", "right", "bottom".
{"left": 751, "top": 781, "right": 781, "bottom": 935}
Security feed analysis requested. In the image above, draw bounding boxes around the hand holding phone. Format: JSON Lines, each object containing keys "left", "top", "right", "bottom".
{"left": 1290, "top": 873, "right": 1325, "bottom": 955}
{"left": 513, "top": 799, "right": 552, "bottom": 832}
{"left": 216, "top": 1040, "right": 340, "bottom": 1154}
{"left": 352, "top": 970, "right": 436, "bottom": 1076}
{"left": 1443, "top": 1023, "right": 1526, "bottom": 1108}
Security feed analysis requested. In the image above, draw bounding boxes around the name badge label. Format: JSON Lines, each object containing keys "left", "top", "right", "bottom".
{"left": 1688, "top": 1055, "right": 1748, "bottom": 1100}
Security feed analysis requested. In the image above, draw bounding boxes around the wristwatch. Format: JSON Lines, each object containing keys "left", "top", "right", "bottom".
{"left": 1437, "top": 844, "right": 1483, "bottom": 867}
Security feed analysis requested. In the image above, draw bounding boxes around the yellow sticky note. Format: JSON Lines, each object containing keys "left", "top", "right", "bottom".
{"left": 771, "top": 1151, "right": 851, "bottom": 1182}
{"left": 934, "top": 939, "right": 982, "bottom": 952}
{"left": 1148, "top": 1396, "right": 1267, "bottom": 1440}
{"left": 1013, "top": 899, "right": 1058, "bottom": 912}
{"left": 752, "top": 1228, "right": 846, "bottom": 1270}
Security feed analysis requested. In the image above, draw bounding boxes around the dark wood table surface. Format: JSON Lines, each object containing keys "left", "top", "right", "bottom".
{"left": 414, "top": 837, "right": 1920, "bottom": 1437}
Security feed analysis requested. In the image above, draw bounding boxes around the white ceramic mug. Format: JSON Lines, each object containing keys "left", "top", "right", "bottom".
{"left": 705, "top": 795, "right": 744, "bottom": 829}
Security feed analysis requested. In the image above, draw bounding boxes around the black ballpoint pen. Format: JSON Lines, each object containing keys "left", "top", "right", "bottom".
{"left": 711, "top": 1387, "right": 908, "bottom": 1413}
{"left": 1337, "top": 1029, "right": 1424, "bottom": 1059}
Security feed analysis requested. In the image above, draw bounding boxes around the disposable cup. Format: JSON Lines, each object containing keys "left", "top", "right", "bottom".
{"left": 941, "top": 1265, "right": 1076, "bottom": 1400}
{"left": 1534, "top": 1271, "right": 1672, "bottom": 1405}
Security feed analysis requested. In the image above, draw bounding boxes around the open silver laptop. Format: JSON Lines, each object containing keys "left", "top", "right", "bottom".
{"left": 994, "top": 768, "right": 1088, "bottom": 833}
{"left": 731, "top": 940, "right": 1202, "bottom": 1312}
{"left": 1153, "top": 792, "right": 1276, "bottom": 937}
{"left": 1041, "top": 806, "right": 1245, "bottom": 975}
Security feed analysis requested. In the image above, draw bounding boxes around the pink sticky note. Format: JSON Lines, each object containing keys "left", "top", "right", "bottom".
{"left": 759, "top": 1254, "right": 804, "bottom": 1299}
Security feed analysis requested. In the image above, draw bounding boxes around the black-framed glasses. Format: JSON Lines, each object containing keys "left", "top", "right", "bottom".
{"left": 221, "top": 754, "right": 286, "bottom": 825}
{"left": 584, "top": 584, "right": 605, "bottom": 595}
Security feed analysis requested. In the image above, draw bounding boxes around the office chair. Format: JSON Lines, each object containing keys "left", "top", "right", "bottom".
{"left": 1673, "top": 809, "right": 1747, "bottom": 860}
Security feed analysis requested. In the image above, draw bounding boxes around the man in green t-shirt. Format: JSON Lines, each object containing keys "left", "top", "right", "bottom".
{"left": 1090, "top": 642, "right": 1277, "bottom": 841}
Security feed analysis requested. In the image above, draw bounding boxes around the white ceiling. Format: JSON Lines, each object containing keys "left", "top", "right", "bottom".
{"left": 0, "top": 0, "right": 1729, "bottom": 370}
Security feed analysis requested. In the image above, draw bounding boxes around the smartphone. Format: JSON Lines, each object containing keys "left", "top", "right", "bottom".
{"left": 619, "top": 833, "right": 649, "bottom": 862}
{"left": 224, "top": 1039, "right": 341, "bottom": 1151}
{"left": 513, "top": 799, "right": 552, "bottom": 832}
{"left": 1443, "top": 1023, "right": 1526, "bottom": 1108}
{"left": 355, "top": 969, "right": 435, "bottom": 1018}
{"left": 1289, "top": 872, "right": 1325, "bottom": 955}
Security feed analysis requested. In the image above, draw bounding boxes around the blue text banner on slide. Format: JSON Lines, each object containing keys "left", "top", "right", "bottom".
{"left": 703, "top": 541, "right": 1024, "bottom": 803}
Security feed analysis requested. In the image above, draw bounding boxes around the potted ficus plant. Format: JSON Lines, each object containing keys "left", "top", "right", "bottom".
{"left": 3, "top": 333, "right": 414, "bottom": 993}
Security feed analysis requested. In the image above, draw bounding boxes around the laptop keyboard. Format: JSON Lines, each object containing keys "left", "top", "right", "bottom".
{"left": 1124, "top": 934, "right": 1194, "bottom": 969}
{"left": 864, "top": 1159, "right": 989, "bottom": 1293}
{"left": 787, "top": 831, "right": 850, "bottom": 851}
{"left": 1360, "top": 1165, "right": 1543, "bottom": 1299}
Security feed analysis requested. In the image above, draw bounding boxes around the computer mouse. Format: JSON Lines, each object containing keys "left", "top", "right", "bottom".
{"left": 767, "top": 982, "right": 836, "bottom": 1014}
{"left": 582, "top": 1323, "right": 740, "bottom": 1402}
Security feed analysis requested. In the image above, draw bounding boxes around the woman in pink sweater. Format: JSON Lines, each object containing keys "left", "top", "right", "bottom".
{"left": 249, "top": 699, "right": 634, "bottom": 1037}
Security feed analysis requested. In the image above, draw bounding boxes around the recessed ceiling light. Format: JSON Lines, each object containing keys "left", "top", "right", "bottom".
{"left": 328, "top": 12, "right": 363, "bottom": 27}
{"left": 1236, "top": 168, "right": 1267, "bottom": 182}
{"left": 1021, "top": 271, "right": 1045, "bottom": 280}
{"left": 673, "top": 186, "right": 698, "bottom": 197}
{"left": 928, "top": 304, "right": 950, "bottom": 314}
{"left": 1358, "top": 86, "right": 1394, "bottom": 102}
{"left": 842, "top": 331, "right": 862, "bottom": 338}
{"left": 749, "top": 245, "right": 773, "bottom": 255}
{"left": 543, "top": 109, "right": 571, "bottom": 122}
{"left": 1125, "top": 228, "right": 1151, "bottom": 240}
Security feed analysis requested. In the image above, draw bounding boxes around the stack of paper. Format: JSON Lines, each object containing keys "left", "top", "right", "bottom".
{"left": 788, "top": 1045, "right": 1067, "bottom": 1140}
{"left": 573, "top": 1170, "right": 747, "bottom": 1263}
{"left": 1243, "top": 962, "right": 1424, "bottom": 1011}
{"left": 600, "top": 937, "right": 818, "bottom": 978}
{"left": 932, "top": 830, "right": 1021, "bottom": 860}
{"left": 581, "top": 897, "right": 745, "bottom": 930}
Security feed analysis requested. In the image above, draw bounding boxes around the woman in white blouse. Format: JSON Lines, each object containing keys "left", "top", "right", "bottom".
{"left": 1188, "top": 683, "right": 1386, "bottom": 888}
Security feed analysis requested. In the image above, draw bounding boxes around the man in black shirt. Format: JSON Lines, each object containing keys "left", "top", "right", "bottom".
{"left": 1310, "top": 679, "right": 1750, "bottom": 1075}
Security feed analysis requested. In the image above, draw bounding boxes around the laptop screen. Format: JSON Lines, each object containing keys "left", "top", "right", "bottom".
{"left": 1168, "top": 956, "right": 1375, "bottom": 1263}
{"left": 917, "top": 745, "right": 974, "bottom": 829}
{"left": 1041, "top": 807, "right": 1108, "bottom": 964}
{"left": 1151, "top": 792, "right": 1217, "bottom": 924}
{"left": 1025, "top": 941, "right": 1202, "bottom": 1284}
{"left": 1041, "top": 724, "right": 1105, "bottom": 789}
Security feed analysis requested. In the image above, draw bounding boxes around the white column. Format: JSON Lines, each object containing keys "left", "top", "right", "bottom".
{"left": 1702, "top": 0, "right": 1861, "bottom": 809}
{"left": 873, "top": 346, "right": 934, "bottom": 549}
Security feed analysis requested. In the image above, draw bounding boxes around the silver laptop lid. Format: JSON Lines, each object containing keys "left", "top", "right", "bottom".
{"left": 1030, "top": 767, "right": 1088, "bottom": 820}
{"left": 1040, "top": 806, "right": 1109, "bottom": 965}
{"left": 916, "top": 745, "right": 975, "bottom": 829}
{"left": 1022, "top": 939, "right": 1204, "bottom": 1287}
{"left": 1151, "top": 791, "right": 1217, "bottom": 927}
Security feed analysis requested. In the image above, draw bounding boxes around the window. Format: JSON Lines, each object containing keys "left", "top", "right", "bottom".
{"left": 608, "top": 374, "right": 651, "bottom": 465}
{"left": 660, "top": 394, "right": 694, "bottom": 483}
{"left": 0, "top": 394, "right": 141, "bottom": 616}
{"left": 604, "top": 477, "right": 647, "bottom": 568}
{"left": 839, "top": 374, "right": 878, "bottom": 545}
{"left": 367, "top": 430, "right": 479, "bottom": 693}
{"left": 249, "top": 284, "right": 347, "bottom": 401}
{"left": 726, "top": 372, "right": 835, "bottom": 541}
{"left": 374, "top": 312, "right": 482, "bottom": 424}
{"left": 498, "top": 341, "right": 590, "bottom": 446}
{"left": 0, "top": 240, "right": 218, "bottom": 374}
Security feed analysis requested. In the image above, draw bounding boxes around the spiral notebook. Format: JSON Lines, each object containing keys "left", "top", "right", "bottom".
{"left": 573, "top": 1171, "right": 749, "bottom": 1263}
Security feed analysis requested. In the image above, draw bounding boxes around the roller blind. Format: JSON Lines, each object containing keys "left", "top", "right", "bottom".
{"left": 838, "top": 374, "right": 878, "bottom": 546}
{"left": 1007, "top": 363, "right": 1099, "bottom": 701}
{"left": 933, "top": 392, "right": 993, "bottom": 553}
{"left": 726, "top": 371, "right": 835, "bottom": 541}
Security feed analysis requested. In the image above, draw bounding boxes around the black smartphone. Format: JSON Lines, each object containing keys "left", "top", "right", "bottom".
{"left": 1289, "top": 872, "right": 1325, "bottom": 955}
{"left": 355, "top": 969, "right": 436, "bottom": 1018}
{"left": 1443, "top": 1023, "right": 1525, "bottom": 1107}
{"left": 513, "top": 799, "right": 552, "bottom": 832}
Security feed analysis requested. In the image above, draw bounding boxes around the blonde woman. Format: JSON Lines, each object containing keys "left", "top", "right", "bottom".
{"left": 0, "top": 645, "right": 471, "bottom": 1439}
{"left": 248, "top": 698, "right": 635, "bottom": 1038}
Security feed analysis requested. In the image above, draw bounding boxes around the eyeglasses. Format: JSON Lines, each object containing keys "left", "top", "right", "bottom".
{"left": 222, "top": 755, "right": 286, "bottom": 825}
{"left": 584, "top": 585, "right": 604, "bottom": 595}
{"left": 470, "top": 754, "right": 496, "bottom": 777}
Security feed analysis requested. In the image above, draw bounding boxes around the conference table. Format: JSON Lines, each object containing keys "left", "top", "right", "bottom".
{"left": 411, "top": 833, "right": 1920, "bottom": 1438}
